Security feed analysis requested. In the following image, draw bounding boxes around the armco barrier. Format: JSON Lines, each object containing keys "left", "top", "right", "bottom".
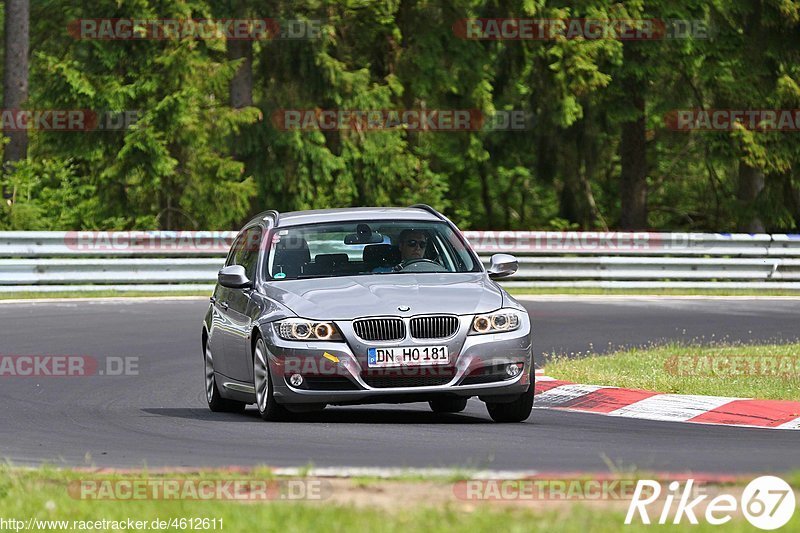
{"left": 0, "top": 231, "right": 799, "bottom": 291}
{"left": 0, "top": 231, "right": 235, "bottom": 257}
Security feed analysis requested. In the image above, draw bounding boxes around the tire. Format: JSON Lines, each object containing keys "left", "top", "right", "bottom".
{"left": 485, "top": 376, "right": 534, "bottom": 423}
{"left": 204, "top": 342, "right": 246, "bottom": 413}
{"left": 429, "top": 397, "right": 468, "bottom": 413}
{"left": 253, "top": 337, "right": 291, "bottom": 421}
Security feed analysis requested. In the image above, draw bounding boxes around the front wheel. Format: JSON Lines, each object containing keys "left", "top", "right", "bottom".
{"left": 204, "top": 343, "right": 246, "bottom": 413}
{"left": 253, "top": 337, "right": 291, "bottom": 421}
{"left": 485, "top": 377, "right": 534, "bottom": 423}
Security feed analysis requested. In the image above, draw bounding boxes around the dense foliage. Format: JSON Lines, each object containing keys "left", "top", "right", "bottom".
{"left": 1, "top": 0, "right": 799, "bottom": 231}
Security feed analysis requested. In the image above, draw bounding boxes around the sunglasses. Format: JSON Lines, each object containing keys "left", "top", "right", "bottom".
{"left": 404, "top": 239, "right": 427, "bottom": 249}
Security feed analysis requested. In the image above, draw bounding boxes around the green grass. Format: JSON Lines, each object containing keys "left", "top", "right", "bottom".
{"left": 545, "top": 343, "right": 800, "bottom": 400}
{"left": 0, "top": 290, "right": 210, "bottom": 300}
{"left": 0, "top": 467, "right": 794, "bottom": 533}
{"left": 508, "top": 287, "right": 800, "bottom": 297}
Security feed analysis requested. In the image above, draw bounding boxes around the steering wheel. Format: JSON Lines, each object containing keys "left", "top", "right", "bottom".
{"left": 397, "top": 258, "right": 447, "bottom": 272}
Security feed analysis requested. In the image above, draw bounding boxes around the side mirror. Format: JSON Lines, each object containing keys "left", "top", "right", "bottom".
{"left": 487, "top": 253, "right": 518, "bottom": 279}
{"left": 218, "top": 265, "right": 252, "bottom": 289}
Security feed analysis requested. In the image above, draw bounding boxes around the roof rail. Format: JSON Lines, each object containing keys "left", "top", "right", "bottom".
{"left": 261, "top": 210, "right": 280, "bottom": 227}
{"left": 409, "top": 204, "right": 445, "bottom": 221}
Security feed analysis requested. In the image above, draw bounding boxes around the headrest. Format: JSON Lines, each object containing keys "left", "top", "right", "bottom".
{"left": 273, "top": 236, "right": 311, "bottom": 274}
{"left": 363, "top": 244, "right": 401, "bottom": 266}
{"left": 315, "top": 253, "right": 349, "bottom": 268}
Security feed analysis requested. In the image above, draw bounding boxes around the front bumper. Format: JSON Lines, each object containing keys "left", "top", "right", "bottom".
{"left": 264, "top": 317, "right": 533, "bottom": 405}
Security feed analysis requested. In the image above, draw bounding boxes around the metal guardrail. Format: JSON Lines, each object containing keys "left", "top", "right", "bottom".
{"left": 4, "top": 231, "right": 800, "bottom": 256}
{"left": 462, "top": 231, "right": 799, "bottom": 256}
{"left": 0, "top": 258, "right": 223, "bottom": 284}
{"left": 0, "top": 231, "right": 236, "bottom": 257}
{"left": 0, "top": 231, "right": 799, "bottom": 291}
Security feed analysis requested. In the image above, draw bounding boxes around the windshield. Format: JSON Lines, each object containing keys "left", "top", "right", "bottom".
{"left": 265, "top": 220, "right": 480, "bottom": 280}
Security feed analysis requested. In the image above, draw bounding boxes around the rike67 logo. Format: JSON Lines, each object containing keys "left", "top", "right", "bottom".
{"left": 625, "top": 476, "right": 796, "bottom": 530}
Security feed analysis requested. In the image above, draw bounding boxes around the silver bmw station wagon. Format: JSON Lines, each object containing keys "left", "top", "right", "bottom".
{"left": 202, "top": 205, "right": 534, "bottom": 422}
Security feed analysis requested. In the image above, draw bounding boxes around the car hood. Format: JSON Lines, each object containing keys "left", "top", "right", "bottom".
{"left": 263, "top": 273, "right": 503, "bottom": 320}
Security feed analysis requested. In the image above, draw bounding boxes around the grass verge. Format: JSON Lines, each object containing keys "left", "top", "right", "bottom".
{"left": 545, "top": 343, "right": 800, "bottom": 400}
{"left": 0, "top": 467, "right": 796, "bottom": 532}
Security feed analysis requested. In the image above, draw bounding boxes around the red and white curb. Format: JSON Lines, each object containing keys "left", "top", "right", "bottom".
{"left": 533, "top": 370, "right": 800, "bottom": 430}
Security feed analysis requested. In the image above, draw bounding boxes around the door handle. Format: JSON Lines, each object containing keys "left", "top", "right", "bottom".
{"left": 220, "top": 302, "right": 229, "bottom": 310}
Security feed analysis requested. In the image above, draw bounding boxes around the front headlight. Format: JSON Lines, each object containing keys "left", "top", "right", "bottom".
{"left": 274, "top": 318, "right": 343, "bottom": 341}
{"left": 470, "top": 310, "right": 521, "bottom": 335}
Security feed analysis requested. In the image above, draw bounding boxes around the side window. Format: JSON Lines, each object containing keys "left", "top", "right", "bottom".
{"left": 445, "top": 227, "right": 476, "bottom": 271}
{"left": 225, "top": 233, "right": 246, "bottom": 267}
{"left": 226, "top": 227, "right": 263, "bottom": 282}
{"left": 431, "top": 235, "right": 455, "bottom": 271}
{"left": 238, "top": 227, "right": 263, "bottom": 282}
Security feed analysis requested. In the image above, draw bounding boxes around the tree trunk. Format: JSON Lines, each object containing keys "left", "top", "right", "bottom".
{"left": 228, "top": 40, "right": 253, "bottom": 109}
{"left": 792, "top": 182, "right": 800, "bottom": 232}
{"left": 479, "top": 168, "right": 494, "bottom": 227}
{"left": 227, "top": 29, "right": 254, "bottom": 213}
{"left": 619, "top": 43, "right": 648, "bottom": 229}
{"left": 737, "top": 162, "right": 765, "bottom": 232}
{"left": 3, "top": 0, "right": 30, "bottom": 166}
{"left": 559, "top": 122, "right": 603, "bottom": 228}
{"left": 780, "top": 172, "right": 800, "bottom": 231}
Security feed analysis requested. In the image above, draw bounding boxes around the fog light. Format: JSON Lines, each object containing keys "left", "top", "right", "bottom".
{"left": 506, "top": 363, "right": 522, "bottom": 377}
{"left": 290, "top": 374, "right": 304, "bottom": 387}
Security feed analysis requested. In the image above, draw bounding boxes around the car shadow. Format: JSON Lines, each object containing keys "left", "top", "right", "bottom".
{"left": 141, "top": 406, "right": 491, "bottom": 424}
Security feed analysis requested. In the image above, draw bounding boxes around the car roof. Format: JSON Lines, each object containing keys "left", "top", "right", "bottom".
{"left": 247, "top": 206, "right": 442, "bottom": 228}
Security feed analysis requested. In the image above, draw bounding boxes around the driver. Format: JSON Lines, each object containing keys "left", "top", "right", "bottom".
{"left": 397, "top": 229, "right": 428, "bottom": 264}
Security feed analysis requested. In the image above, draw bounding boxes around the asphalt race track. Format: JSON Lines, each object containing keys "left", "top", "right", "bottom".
{"left": 1, "top": 296, "right": 798, "bottom": 473}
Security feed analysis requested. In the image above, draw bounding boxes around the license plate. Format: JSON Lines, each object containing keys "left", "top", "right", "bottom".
{"left": 367, "top": 346, "right": 449, "bottom": 367}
